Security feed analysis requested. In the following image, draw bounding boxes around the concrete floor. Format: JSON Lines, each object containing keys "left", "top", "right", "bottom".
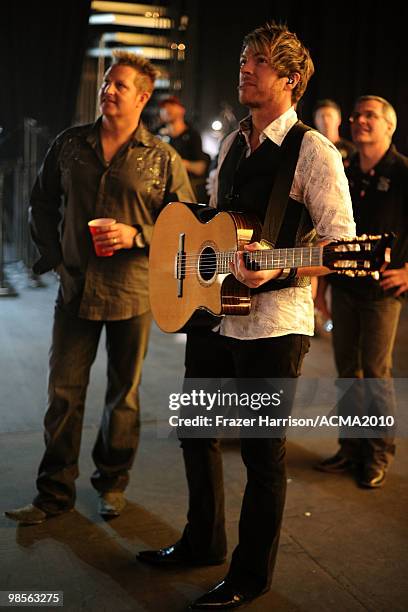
{"left": 0, "top": 266, "right": 407, "bottom": 612}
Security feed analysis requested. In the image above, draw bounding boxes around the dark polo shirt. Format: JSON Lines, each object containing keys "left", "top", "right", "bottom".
{"left": 330, "top": 144, "right": 408, "bottom": 297}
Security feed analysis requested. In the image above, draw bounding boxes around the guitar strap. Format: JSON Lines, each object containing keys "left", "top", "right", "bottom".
{"left": 261, "top": 120, "right": 312, "bottom": 246}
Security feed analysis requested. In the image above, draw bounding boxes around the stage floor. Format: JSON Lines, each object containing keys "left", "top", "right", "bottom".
{"left": 1, "top": 268, "right": 407, "bottom": 611}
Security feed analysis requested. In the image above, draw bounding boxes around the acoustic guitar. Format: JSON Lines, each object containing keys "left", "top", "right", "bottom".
{"left": 149, "top": 202, "right": 393, "bottom": 333}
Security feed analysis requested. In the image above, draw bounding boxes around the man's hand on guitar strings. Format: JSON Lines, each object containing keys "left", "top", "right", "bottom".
{"left": 229, "top": 242, "right": 283, "bottom": 288}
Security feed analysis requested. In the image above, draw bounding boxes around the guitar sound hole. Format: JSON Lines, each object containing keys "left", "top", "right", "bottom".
{"left": 199, "top": 247, "right": 217, "bottom": 281}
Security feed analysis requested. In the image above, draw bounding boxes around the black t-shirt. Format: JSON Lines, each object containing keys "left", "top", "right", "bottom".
{"left": 335, "top": 138, "right": 356, "bottom": 167}
{"left": 165, "top": 125, "right": 210, "bottom": 202}
{"left": 330, "top": 144, "right": 408, "bottom": 297}
{"left": 168, "top": 125, "right": 206, "bottom": 163}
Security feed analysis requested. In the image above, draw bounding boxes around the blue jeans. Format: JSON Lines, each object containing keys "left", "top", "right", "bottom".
{"left": 34, "top": 305, "right": 151, "bottom": 513}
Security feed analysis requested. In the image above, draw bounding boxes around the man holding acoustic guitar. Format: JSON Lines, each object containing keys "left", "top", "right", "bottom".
{"left": 139, "top": 22, "right": 356, "bottom": 610}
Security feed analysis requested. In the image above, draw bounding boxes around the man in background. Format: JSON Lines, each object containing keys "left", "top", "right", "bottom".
{"left": 159, "top": 95, "right": 210, "bottom": 201}
{"left": 317, "top": 95, "right": 408, "bottom": 488}
{"left": 312, "top": 99, "right": 356, "bottom": 326}
{"left": 313, "top": 98, "right": 355, "bottom": 166}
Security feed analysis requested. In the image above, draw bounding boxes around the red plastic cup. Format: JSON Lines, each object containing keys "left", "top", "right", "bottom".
{"left": 88, "top": 218, "right": 116, "bottom": 256}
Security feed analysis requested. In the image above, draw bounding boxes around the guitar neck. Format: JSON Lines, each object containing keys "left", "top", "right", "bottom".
{"left": 217, "top": 245, "right": 323, "bottom": 274}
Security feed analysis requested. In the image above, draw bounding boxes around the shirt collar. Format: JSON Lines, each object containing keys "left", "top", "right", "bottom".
{"left": 351, "top": 144, "right": 397, "bottom": 175}
{"left": 86, "top": 116, "right": 156, "bottom": 148}
{"left": 239, "top": 106, "right": 298, "bottom": 148}
{"left": 371, "top": 144, "right": 397, "bottom": 174}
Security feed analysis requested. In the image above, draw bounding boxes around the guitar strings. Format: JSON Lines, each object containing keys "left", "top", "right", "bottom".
{"left": 178, "top": 254, "right": 361, "bottom": 267}
{"left": 178, "top": 259, "right": 356, "bottom": 274}
{"left": 171, "top": 244, "right": 373, "bottom": 274}
{"left": 176, "top": 244, "right": 366, "bottom": 261}
{"left": 175, "top": 245, "right": 364, "bottom": 270}
{"left": 176, "top": 264, "right": 369, "bottom": 276}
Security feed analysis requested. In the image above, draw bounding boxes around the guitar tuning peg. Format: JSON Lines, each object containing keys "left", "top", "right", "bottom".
{"left": 336, "top": 270, "right": 380, "bottom": 279}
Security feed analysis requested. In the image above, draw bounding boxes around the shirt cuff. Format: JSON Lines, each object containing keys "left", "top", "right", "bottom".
{"left": 133, "top": 226, "right": 146, "bottom": 248}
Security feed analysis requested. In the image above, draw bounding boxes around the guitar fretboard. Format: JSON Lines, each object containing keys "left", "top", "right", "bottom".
{"left": 216, "top": 246, "right": 323, "bottom": 274}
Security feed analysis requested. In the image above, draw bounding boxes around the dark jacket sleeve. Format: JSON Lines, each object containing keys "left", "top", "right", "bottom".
{"left": 29, "top": 136, "right": 64, "bottom": 274}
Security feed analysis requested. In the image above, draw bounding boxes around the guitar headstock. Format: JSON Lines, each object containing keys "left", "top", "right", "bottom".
{"left": 323, "top": 233, "right": 396, "bottom": 278}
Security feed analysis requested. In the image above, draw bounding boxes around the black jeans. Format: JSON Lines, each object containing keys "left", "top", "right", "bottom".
{"left": 331, "top": 286, "right": 401, "bottom": 467}
{"left": 34, "top": 306, "right": 152, "bottom": 514}
{"left": 179, "top": 330, "right": 310, "bottom": 595}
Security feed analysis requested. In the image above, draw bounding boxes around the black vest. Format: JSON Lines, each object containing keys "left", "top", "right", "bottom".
{"left": 217, "top": 130, "right": 315, "bottom": 291}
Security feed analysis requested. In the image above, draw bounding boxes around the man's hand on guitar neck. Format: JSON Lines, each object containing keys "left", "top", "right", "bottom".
{"left": 230, "top": 240, "right": 333, "bottom": 288}
{"left": 230, "top": 242, "right": 283, "bottom": 289}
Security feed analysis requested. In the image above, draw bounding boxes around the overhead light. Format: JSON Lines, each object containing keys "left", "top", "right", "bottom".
{"left": 211, "top": 120, "right": 223, "bottom": 131}
{"left": 102, "top": 32, "right": 169, "bottom": 46}
{"left": 154, "top": 79, "right": 171, "bottom": 89}
{"left": 91, "top": 2, "right": 168, "bottom": 16}
{"left": 89, "top": 13, "right": 173, "bottom": 28}
{"left": 88, "top": 46, "right": 174, "bottom": 60}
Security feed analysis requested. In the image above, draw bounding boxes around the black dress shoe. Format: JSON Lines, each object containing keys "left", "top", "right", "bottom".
{"left": 315, "top": 451, "right": 353, "bottom": 473}
{"left": 189, "top": 580, "right": 265, "bottom": 609}
{"left": 358, "top": 465, "right": 386, "bottom": 488}
{"left": 136, "top": 543, "right": 225, "bottom": 567}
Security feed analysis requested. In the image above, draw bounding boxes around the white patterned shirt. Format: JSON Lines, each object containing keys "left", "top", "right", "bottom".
{"left": 210, "top": 106, "right": 356, "bottom": 339}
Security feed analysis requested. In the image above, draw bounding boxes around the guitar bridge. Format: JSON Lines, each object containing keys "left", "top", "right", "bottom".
{"left": 175, "top": 233, "right": 185, "bottom": 297}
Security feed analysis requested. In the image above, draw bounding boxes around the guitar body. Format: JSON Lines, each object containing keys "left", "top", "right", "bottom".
{"left": 149, "top": 202, "right": 393, "bottom": 334}
{"left": 149, "top": 202, "right": 262, "bottom": 332}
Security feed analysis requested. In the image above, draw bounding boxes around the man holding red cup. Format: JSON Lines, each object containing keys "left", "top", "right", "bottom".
{"left": 88, "top": 218, "right": 117, "bottom": 257}
{"left": 5, "top": 51, "right": 194, "bottom": 525}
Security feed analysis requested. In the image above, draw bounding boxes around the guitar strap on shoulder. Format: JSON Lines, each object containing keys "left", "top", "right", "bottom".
{"left": 261, "top": 120, "right": 311, "bottom": 246}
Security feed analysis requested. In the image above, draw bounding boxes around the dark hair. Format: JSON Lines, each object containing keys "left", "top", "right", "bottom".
{"left": 313, "top": 99, "right": 341, "bottom": 118}
{"left": 158, "top": 95, "right": 185, "bottom": 108}
{"left": 242, "top": 21, "right": 314, "bottom": 103}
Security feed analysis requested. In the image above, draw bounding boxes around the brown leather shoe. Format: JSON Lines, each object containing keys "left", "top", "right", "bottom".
{"left": 358, "top": 465, "right": 387, "bottom": 488}
{"left": 98, "top": 492, "right": 126, "bottom": 517}
{"left": 5, "top": 504, "right": 52, "bottom": 525}
{"left": 315, "top": 451, "right": 353, "bottom": 473}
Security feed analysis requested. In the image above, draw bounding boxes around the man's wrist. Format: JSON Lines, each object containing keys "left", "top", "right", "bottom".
{"left": 133, "top": 226, "right": 145, "bottom": 248}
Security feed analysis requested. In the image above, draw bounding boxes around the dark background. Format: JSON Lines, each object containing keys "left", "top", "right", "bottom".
{"left": 0, "top": 0, "right": 91, "bottom": 157}
{"left": 1, "top": 0, "right": 407, "bottom": 155}
{"left": 189, "top": 0, "right": 408, "bottom": 153}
